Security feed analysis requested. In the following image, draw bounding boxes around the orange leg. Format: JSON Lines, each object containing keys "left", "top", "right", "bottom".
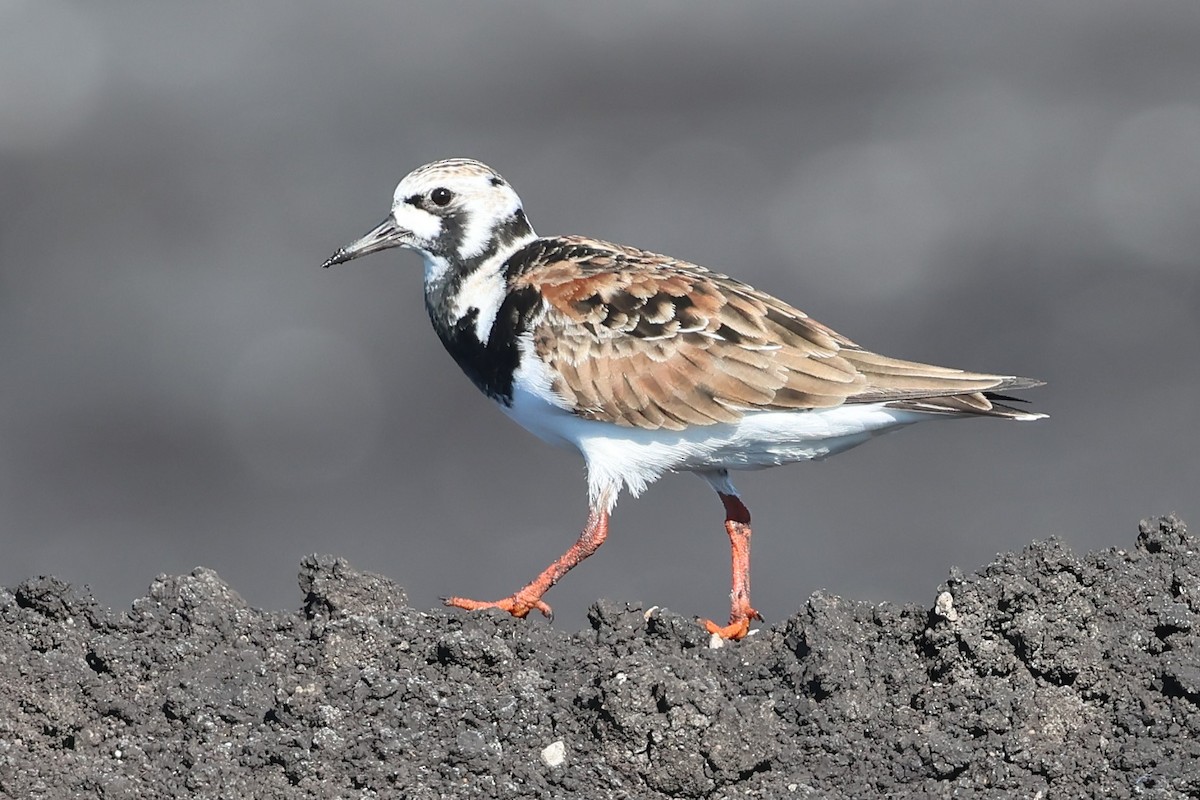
{"left": 444, "top": 507, "right": 610, "bottom": 622}
{"left": 702, "top": 492, "right": 762, "bottom": 640}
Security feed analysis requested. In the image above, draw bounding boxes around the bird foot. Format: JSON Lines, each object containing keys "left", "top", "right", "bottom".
{"left": 443, "top": 592, "right": 554, "bottom": 621}
{"left": 701, "top": 606, "right": 762, "bottom": 641}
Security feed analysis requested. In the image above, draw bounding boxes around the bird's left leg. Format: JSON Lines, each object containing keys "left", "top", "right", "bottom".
{"left": 697, "top": 469, "right": 762, "bottom": 640}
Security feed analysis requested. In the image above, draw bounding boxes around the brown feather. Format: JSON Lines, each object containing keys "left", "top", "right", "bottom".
{"left": 517, "top": 236, "right": 1042, "bottom": 430}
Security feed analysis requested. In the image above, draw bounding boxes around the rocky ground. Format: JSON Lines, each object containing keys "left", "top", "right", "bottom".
{"left": 1, "top": 515, "right": 1197, "bottom": 799}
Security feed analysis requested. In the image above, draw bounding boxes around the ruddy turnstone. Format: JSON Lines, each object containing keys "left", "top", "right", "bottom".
{"left": 323, "top": 158, "right": 1045, "bottom": 640}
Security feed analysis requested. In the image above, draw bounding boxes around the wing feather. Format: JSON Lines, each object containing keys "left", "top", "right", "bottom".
{"left": 511, "top": 236, "right": 1042, "bottom": 429}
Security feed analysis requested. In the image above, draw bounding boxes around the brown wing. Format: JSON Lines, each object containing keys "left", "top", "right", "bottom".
{"left": 515, "top": 236, "right": 1040, "bottom": 431}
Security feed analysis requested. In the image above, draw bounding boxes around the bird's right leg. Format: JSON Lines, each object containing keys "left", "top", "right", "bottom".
{"left": 443, "top": 505, "right": 610, "bottom": 621}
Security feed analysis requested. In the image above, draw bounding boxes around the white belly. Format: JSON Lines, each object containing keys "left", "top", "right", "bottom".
{"left": 499, "top": 370, "right": 929, "bottom": 506}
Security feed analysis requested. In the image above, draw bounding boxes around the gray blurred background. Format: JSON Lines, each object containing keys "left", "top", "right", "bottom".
{"left": 3, "top": 1, "right": 1198, "bottom": 631}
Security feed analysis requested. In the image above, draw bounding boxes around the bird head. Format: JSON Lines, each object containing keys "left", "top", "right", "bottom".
{"left": 322, "top": 158, "right": 535, "bottom": 279}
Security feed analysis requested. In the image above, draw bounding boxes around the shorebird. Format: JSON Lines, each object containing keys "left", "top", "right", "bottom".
{"left": 323, "top": 158, "right": 1044, "bottom": 639}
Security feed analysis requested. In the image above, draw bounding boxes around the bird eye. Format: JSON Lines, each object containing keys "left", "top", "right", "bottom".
{"left": 430, "top": 187, "right": 453, "bottom": 207}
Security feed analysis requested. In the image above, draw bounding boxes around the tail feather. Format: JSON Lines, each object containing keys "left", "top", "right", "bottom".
{"left": 988, "top": 376, "right": 1046, "bottom": 393}
{"left": 886, "top": 386, "right": 1047, "bottom": 421}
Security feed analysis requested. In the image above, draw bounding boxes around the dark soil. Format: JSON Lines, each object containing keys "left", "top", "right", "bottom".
{"left": 2, "top": 516, "right": 1198, "bottom": 799}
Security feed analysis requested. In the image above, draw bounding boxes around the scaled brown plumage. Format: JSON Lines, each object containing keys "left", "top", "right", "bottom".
{"left": 516, "top": 235, "right": 1039, "bottom": 431}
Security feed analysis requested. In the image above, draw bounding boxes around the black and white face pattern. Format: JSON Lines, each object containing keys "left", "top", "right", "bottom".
{"left": 387, "top": 158, "right": 535, "bottom": 288}
{"left": 323, "top": 159, "right": 543, "bottom": 405}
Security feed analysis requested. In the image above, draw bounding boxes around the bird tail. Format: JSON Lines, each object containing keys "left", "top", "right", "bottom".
{"left": 885, "top": 381, "right": 1047, "bottom": 421}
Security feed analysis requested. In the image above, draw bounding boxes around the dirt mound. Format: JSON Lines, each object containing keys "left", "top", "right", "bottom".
{"left": 2, "top": 516, "right": 1197, "bottom": 798}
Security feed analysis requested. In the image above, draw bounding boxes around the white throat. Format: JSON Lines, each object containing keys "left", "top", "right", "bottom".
{"left": 421, "top": 252, "right": 452, "bottom": 287}
{"left": 452, "top": 254, "right": 511, "bottom": 343}
{"left": 422, "top": 230, "right": 537, "bottom": 345}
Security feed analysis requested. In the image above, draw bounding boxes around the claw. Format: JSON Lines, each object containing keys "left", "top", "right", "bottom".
{"left": 443, "top": 593, "right": 554, "bottom": 620}
{"left": 700, "top": 603, "right": 761, "bottom": 641}
{"left": 701, "top": 616, "right": 753, "bottom": 640}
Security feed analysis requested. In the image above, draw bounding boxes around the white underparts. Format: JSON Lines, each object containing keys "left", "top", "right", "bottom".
{"left": 500, "top": 349, "right": 933, "bottom": 512}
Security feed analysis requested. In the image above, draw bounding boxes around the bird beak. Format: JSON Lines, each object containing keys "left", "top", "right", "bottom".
{"left": 322, "top": 216, "right": 410, "bottom": 268}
